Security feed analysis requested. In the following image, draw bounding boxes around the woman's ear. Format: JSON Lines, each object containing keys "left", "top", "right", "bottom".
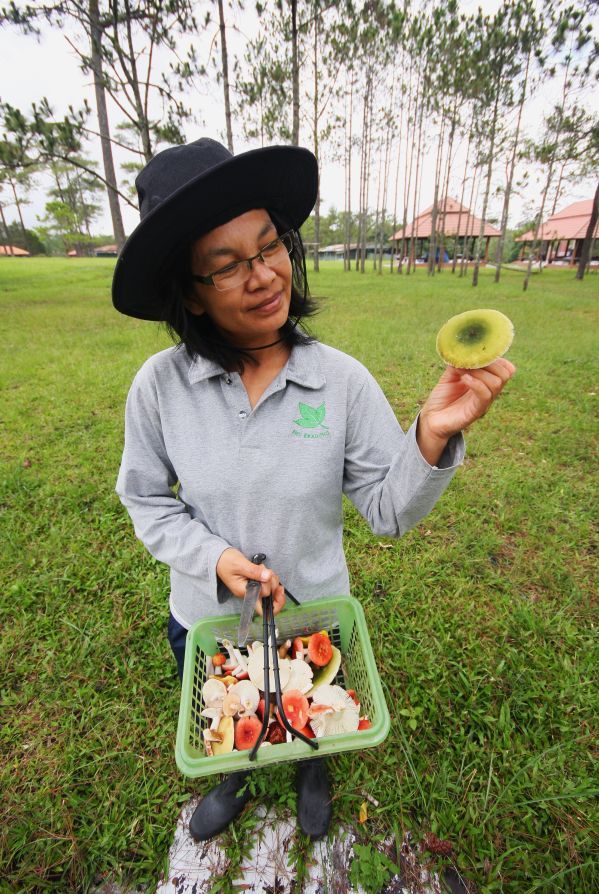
{"left": 184, "top": 292, "right": 205, "bottom": 317}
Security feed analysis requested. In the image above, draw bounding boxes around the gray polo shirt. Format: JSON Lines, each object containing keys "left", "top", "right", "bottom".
{"left": 115, "top": 340, "right": 464, "bottom": 628}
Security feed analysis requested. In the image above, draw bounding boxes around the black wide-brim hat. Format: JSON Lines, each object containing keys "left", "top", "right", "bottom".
{"left": 112, "top": 138, "right": 318, "bottom": 320}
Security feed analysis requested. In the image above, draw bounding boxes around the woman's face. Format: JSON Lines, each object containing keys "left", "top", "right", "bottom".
{"left": 187, "top": 208, "right": 293, "bottom": 349}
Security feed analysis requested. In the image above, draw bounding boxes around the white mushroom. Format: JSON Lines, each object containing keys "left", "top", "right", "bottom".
{"left": 232, "top": 664, "right": 249, "bottom": 678}
{"left": 309, "top": 685, "right": 360, "bottom": 737}
{"left": 278, "top": 639, "right": 292, "bottom": 659}
{"left": 228, "top": 680, "right": 260, "bottom": 716}
{"left": 202, "top": 678, "right": 226, "bottom": 707}
{"left": 247, "top": 642, "right": 290, "bottom": 691}
{"left": 292, "top": 639, "right": 305, "bottom": 660}
{"left": 283, "top": 658, "right": 313, "bottom": 694}
{"left": 220, "top": 638, "right": 239, "bottom": 669}
{"left": 201, "top": 707, "right": 224, "bottom": 730}
{"left": 221, "top": 639, "right": 247, "bottom": 672}
{"left": 222, "top": 690, "right": 242, "bottom": 717}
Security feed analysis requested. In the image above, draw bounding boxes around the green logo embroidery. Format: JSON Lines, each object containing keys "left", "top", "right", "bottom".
{"left": 294, "top": 401, "right": 328, "bottom": 429}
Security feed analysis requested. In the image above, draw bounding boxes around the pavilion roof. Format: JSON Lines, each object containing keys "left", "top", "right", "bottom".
{"left": 516, "top": 199, "right": 599, "bottom": 242}
{"left": 0, "top": 244, "right": 29, "bottom": 256}
{"left": 391, "top": 197, "right": 501, "bottom": 240}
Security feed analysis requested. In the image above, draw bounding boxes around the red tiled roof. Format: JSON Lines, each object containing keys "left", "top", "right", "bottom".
{"left": 516, "top": 199, "right": 599, "bottom": 242}
{"left": 391, "top": 197, "right": 501, "bottom": 240}
{"left": 0, "top": 244, "right": 29, "bottom": 256}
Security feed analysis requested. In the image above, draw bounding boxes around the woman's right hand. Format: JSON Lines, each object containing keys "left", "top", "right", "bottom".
{"left": 216, "top": 547, "right": 286, "bottom": 615}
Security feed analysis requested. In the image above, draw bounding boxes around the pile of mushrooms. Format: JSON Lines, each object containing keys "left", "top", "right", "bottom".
{"left": 201, "top": 677, "right": 261, "bottom": 755}
{"left": 199, "top": 634, "right": 368, "bottom": 756}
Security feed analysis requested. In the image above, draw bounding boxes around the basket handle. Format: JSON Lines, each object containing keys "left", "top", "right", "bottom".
{"left": 284, "top": 587, "right": 301, "bottom": 606}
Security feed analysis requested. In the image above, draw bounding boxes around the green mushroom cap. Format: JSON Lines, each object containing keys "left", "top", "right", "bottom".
{"left": 436, "top": 308, "right": 514, "bottom": 369}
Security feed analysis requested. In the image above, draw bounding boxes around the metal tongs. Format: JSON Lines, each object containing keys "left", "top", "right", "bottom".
{"left": 249, "top": 592, "right": 319, "bottom": 761}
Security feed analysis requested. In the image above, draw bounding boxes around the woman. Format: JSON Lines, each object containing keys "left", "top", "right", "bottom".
{"left": 113, "top": 137, "right": 515, "bottom": 843}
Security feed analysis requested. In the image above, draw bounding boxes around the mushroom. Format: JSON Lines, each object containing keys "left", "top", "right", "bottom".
{"left": 201, "top": 706, "right": 224, "bottom": 730}
{"left": 278, "top": 639, "right": 292, "bottom": 659}
{"left": 247, "top": 642, "right": 290, "bottom": 691}
{"left": 228, "top": 680, "right": 260, "bottom": 716}
{"left": 211, "top": 653, "right": 225, "bottom": 676}
{"left": 212, "top": 716, "right": 235, "bottom": 754}
{"left": 202, "top": 730, "right": 215, "bottom": 757}
{"left": 202, "top": 678, "right": 226, "bottom": 708}
{"left": 222, "top": 690, "right": 242, "bottom": 717}
{"left": 232, "top": 665, "right": 250, "bottom": 679}
{"left": 292, "top": 637, "right": 305, "bottom": 660}
{"left": 221, "top": 639, "right": 248, "bottom": 673}
{"left": 283, "top": 658, "right": 313, "bottom": 694}
{"left": 309, "top": 685, "right": 360, "bottom": 738}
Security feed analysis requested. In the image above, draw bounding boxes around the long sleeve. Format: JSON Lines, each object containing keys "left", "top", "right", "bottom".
{"left": 342, "top": 372, "right": 465, "bottom": 537}
{"left": 115, "top": 365, "right": 231, "bottom": 603}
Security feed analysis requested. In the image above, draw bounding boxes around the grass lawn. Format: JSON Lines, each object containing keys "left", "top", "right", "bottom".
{"left": 1, "top": 257, "right": 597, "bottom": 893}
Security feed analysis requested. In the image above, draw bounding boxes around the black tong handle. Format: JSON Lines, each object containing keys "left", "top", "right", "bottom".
{"left": 249, "top": 594, "right": 318, "bottom": 759}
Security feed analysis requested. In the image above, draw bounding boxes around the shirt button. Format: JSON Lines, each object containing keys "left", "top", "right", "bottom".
{"left": 238, "top": 410, "right": 248, "bottom": 419}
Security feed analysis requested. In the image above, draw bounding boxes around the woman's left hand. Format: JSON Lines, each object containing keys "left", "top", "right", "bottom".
{"left": 417, "top": 358, "right": 516, "bottom": 463}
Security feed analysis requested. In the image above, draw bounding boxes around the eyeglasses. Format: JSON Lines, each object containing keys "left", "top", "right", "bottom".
{"left": 192, "top": 230, "right": 294, "bottom": 292}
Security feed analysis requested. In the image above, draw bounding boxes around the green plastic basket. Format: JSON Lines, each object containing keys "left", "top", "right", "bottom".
{"left": 176, "top": 595, "right": 390, "bottom": 778}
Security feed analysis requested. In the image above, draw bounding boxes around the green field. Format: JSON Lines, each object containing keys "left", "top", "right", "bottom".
{"left": 1, "top": 258, "right": 597, "bottom": 893}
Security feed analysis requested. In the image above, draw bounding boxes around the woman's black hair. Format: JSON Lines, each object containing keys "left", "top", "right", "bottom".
{"left": 156, "top": 209, "right": 319, "bottom": 372}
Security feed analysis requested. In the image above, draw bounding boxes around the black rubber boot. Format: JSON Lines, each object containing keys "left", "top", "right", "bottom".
{"left": 189, "top": 771, "right": 252, "bottom": 841}
{"left": 296, "top": 758, "right": 332, "bottom": 840}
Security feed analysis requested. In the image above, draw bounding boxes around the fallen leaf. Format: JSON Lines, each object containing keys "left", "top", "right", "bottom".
{"left": 358, "top": 801, "right": 368, "bottom": 823}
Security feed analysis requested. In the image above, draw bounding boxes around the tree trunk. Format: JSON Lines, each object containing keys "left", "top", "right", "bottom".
{"left": 399, "top": 64, "right": 417, "bottom": 273}
{"left": 9, "top": 179, "right": 28, "bottom": 245}
{"left": 575, "top": 181, "right": 599, "bottom": 280}
{"left": 89, "top": 0, "right": 126, "bottom": 249}
{"left": 312, "top": 6, "right": 320, "bottom": 272}
{"left": 473, "top": 83, "right": 501, "bottom": 287}
{"left": 428, "top": 113, "right": 446, "bottom": 276}
{"left": 344, "top": 73, "right": 354, "bottom": 272}
{"left": 291, "top": 0, "right": 300, "bottom": 145}
{"left": 461, "top": 161, "right": 480, "bottom": 277}
{"left": 523, "top": 55, "right": 571, "bottom": 292}
{"left": 372, "top": 134, "right": 381, "bottom": 273}
{"left": 408, "top": 93, "right": 425, "bottom": 275}
{"left": 379, "top": 129, "right": 391, "bottom": 274}
{"left": 452, "top": 122, "right": 472, "bottom": 273}
{"left": 0, "top": 203, "right": 14, "bottom": 254}
{"left": 358, "top": 71, "right": 372, "bottom": 273}
{"left": 391, "top": 61, "right": 403, "bottom": 272}
{"left": 122, "top": 0, "right": 153, "bottom": 162}
{"left": 495, "top": 50, "right": 530, "bottom": 283}
{"left": 438, "top": 99, "right": 457, "bottom": 273}
{"left": 217, "top": 0, "right": 234, "bottom": 153}
{"left": 549, "top": 158, "right": 567, "bottom": 218}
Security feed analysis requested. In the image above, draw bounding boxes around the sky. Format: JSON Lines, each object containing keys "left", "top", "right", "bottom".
{"left": 0, "top": 0, "right": 597, "bottom": 241}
